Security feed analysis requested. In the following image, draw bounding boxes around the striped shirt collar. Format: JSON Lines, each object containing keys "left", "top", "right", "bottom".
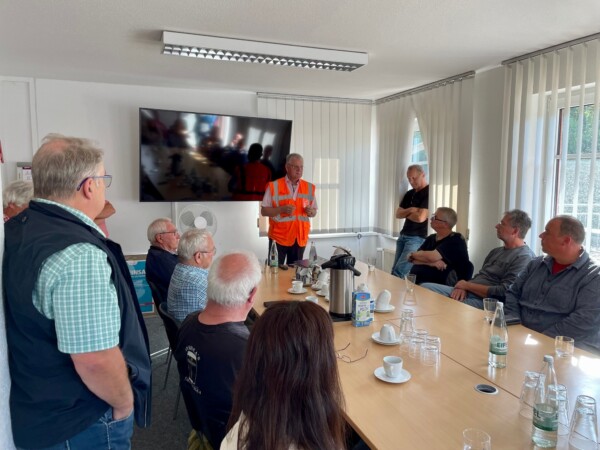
{"left": 34, "top": 198, "right": 106, "bottom": 237}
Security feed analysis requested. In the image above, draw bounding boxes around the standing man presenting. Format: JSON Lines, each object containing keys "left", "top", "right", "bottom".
{"left": 261, "top": 153, "right": 317, "bottom": 269}
{"left": 3, "top": 134, "right": 151, "bottom": 449}
{"left": 391, "top": 164, "right": 429, "bottom": 278}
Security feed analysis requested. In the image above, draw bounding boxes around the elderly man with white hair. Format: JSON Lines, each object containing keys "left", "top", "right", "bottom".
{"left": 167, "top": 229, "right": 216, "bottom": 322}
{"left": 175, "top": 251, "right": 261, "bottom": 450}
{"left": 3, "top": 179, "right": 33, "bottom": 222}
{"left": 145, "top": 217, "right": 180, "bottom": 303}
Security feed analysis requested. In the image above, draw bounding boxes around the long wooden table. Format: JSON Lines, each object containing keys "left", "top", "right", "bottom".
{"left": 254, "top": 262, "right": 600, "bottom": 449}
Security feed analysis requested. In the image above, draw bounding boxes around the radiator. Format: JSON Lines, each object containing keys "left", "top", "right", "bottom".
{"left": 382, "top": 247, "right": 396, "bottom": 273}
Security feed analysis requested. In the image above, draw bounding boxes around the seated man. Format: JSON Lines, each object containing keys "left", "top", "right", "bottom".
{"left": 408, "top": 207, "right": 471, "bottom": 286}
{"left": 3, "top": 179, "right": 33, "bottom": 222}
{"left": 504, "top": 215, "right": 600, "bottom": 353}
{"left": 422, "top": 209, "right": 535, "bottom": 309}
{"left": 145, "top": 217, "right": 180, "bottom": 304}
{"left": 167, "top": 229, "right": 215, "bottom": 323}
{"left": 175, "top": 251, "right": 261, "bottom": 449}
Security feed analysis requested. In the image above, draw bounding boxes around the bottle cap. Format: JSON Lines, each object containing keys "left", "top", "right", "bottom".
{"left": 543, "top": 354, "right": 554, "bottom": 363}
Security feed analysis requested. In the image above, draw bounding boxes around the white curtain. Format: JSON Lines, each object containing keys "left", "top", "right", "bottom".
{"left": 257, "top": 93, "right": 372, "bottom": 234}
{"left": 373, "top": 97, "right": 415, "bottom": 235}
{"left": 411, "top": 79, "right": 473, "bottom": 236}
{"left": 500, "top": 39, "right": 600, "bottom": 253}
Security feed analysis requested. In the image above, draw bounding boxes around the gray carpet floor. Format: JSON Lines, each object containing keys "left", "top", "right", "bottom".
{"left": 132, "top": 315, "right": 190, "bottom": 450}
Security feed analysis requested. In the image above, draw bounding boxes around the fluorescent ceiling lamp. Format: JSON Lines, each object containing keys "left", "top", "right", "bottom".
{"left": 162, "top": 31, "right": 368, "bottom": 72}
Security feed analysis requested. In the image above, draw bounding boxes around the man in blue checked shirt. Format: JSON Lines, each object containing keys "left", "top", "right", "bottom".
{"left": 167, "top": 229, "right": 216, "bottom": 323}
{"left": 3, "top": 134, "right": 151, "bottom": 450}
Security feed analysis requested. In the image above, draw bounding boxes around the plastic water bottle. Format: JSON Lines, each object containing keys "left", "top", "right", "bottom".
{"left": 532, "top": 355, "right": 558, "bottom": 447}
{"left": 269, "top": 241, "right": 279, "bottom": 274}
{"left": 488, "top": 301, "right": 508, "bottom": 368}
{"left": 309, "top": 241, "right": 317, "bottom": 265}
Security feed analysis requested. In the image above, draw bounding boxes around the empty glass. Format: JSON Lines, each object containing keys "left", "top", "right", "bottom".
{"left": 408, "top": 336, "right": 425, "bottom": 359}
{"left": 547, "top": 384, "right": 569, "bottom": 436}
{"left": 462, "top": 428, "right": 491, "bottom": 450}
{"left": 519, "top": 371, "right": 541, "bottom": 419}
{"left": 367, "top": 257, "right": 376, "bottom": 272}
{"left": 421, "top": 337, "right": 440, "bottom": 366}
{"left": 403, "top": 288, "right": 417, "bottom": 305}
{"left": 555, "top": 336, "right": 575, "bottom": 359}
{"left": 483, "top": 298, "right": 497, "bottom": 324}
{"left": 569, "top": 395, "right": 598, "bottom": 450}
{"left": 405, "top": 273, "right": 417, "bottom": 290}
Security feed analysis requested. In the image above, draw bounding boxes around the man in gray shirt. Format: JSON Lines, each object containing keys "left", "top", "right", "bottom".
{"left": 504, "top": 215, "right": 600, "bottom": 354}
{"left": 422, "top": 209, "right": 535, "bottom": 309}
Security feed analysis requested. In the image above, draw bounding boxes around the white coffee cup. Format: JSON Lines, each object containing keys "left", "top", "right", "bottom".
{"left": 379, "top": 323, "right": 397, "bottom": 343}
{"left": 383, "top": 355, "right": 403, "bottom": 378}
{"left": 292, "top": 280, "right": 303, "bottom": 292}
{"left": 305, "top": 295, "right": 318, "bottom": 303}
{"left": 317, "top": 271, "right": 329, "bottom": 284}
{"left": 376, "top": 289, "right": 391, "bottom": 309}
{"left": 319, "top": 283, "right": 329, "bottom": 294}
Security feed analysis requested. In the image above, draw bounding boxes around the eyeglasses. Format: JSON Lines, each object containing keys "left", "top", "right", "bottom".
{"left": 335, "top": 343, "right": 368, "bottom": 364}
{"left": 76, "top": 175, "right": 113, "bottom": 191}
{"left": 198, "top": 247, "right": 217, "bottom": 255}
{"left": 430, "top": 215, "right": 448, "bottom": 223}
{"left": 156, "top": 230, "right": 179, "bottom": 237}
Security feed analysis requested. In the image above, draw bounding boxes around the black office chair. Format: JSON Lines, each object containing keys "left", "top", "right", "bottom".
{"left": 147, "top": 280, "right": 181, "bottom": 419}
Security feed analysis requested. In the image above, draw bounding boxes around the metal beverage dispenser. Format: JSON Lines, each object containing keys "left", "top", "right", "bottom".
{"left": 321, "top": 248, "right": 361, "bottom": 320}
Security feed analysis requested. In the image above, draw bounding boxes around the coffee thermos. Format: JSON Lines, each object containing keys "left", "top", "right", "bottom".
{"left": 321, "top": 248, "right": 361, "bottom": 320}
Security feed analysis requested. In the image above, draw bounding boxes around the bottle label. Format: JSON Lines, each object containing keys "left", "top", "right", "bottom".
{"left": 489, "top": 336, "right": 508, "bottom": 355}
{"left": 533, "top": 403, "right": 558, "bottom": 431}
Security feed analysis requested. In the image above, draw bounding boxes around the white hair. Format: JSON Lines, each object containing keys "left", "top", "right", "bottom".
{"left": 3, "top": 180, "right": 33, "bottom": 208}
{"left": 147, "top": 217, "right": 173, "bottom": 244}
{"left": 178, "top": 229, "right": 212, "bottom": 261}
{"left": 207, "top": 250, "right": 261, "bottom": 308}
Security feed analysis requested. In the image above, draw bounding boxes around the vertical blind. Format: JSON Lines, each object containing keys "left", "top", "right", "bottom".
{"left": 257, "top": 93, "right": 373, "bottom": 234}
{"left": 374, "top": 77, "right": 473, "bottom": 237}
{"left": 501, "top": 38, "right": 600, "bottom": 254}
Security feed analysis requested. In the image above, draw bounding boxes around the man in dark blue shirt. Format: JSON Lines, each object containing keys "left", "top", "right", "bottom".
{"left": 145, "top": 217, "right": 180, "bottom": 304}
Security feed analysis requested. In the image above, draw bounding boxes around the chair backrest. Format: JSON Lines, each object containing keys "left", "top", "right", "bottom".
{"left": 157, "top": 302, "right": 180, "bottom": 351}
{"left": 147, "top": 279, "right": 165, "bottom": 310}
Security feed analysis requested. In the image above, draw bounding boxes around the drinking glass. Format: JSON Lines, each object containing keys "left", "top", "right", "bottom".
{"left": 555, "top": 336, "right": 575, "bottom": 359}
{"left": 462, "top": 428, "right": 491, "bottom": 450}
{"left": 405, "top": 274, "right": 417, "bottom": 291}
{"left": 569, "top": 395, "right": 599, "bottom": 450}
{"left": 483, "top": 298, "right": 497, "bottom": 324}
{"left": 367, "top": 257, "right": 376, "bottom": 272}
{"left": 547, "top": 384, "right": 569, "bottom": 436}
{"left": 403, "top": 289, "right": 417, "bottom": 305}
{"left": 399, "top": 331, "right": 413, "bottom": 353}
{"left": 519, "top": 371, "right": 541, "bottom": 419}
{"left": 408, "top": 336, "right": 425, "bottom": 359}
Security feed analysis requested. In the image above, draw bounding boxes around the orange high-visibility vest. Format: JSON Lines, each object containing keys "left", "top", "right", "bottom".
{"left": 267, "top": 178, "right": 315, "bottom": 247}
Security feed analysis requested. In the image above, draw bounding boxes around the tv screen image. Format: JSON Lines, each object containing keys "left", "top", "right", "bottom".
{"left": 139, "top": 107, "right": 292, "bottom": 202}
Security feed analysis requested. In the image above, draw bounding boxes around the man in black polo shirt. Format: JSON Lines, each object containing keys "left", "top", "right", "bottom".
{"left": 391, "top": 164, "right": 429, "bottom": 278}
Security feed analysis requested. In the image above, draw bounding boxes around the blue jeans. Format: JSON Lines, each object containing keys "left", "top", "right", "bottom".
{"left": 24, "top": 408, "right": 134, "bottom": 450}
{"left": 391, "top": 235, "right": 425, "bottom": 278}
{"left": 421, "top": 282, "right": 484, "bottom": 310}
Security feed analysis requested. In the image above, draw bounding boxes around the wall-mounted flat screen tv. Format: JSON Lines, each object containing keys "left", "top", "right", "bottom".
{"left": 139, "top": 107, "right": 292, "bottom": 202}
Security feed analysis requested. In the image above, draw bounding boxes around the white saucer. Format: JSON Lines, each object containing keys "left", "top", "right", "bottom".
{"left": 371, "top": 332, "right": 400, "bottom": 346}
{"left": 316, "top": 290, "right": 329, "bottom": 297}
{"left": 287, "top": 288, "right": 308, "bottom": 295}
{"left": 311, "top": 284, "right": 324, "bottom": 290}
{"left": 375, "top": 305, "right": 396, "bottom": 313}
{"left": 374, "top": 367, "right": 411, "bottom": 384}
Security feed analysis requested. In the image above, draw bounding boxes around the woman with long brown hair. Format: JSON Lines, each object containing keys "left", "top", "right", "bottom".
{"left": 221, "top": 301, "right": 346, "bottom": 450}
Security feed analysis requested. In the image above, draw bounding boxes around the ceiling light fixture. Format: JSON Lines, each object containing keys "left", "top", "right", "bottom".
{"left": 162, "top": 31, "right": 368, "bottom": 72}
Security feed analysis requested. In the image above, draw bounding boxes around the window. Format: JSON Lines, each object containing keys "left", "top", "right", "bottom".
{"left": 411, "top": 120, "right": 429, "bottom": 178}
{"left": 555, "top": 104, "right": 600, "bottom": 260}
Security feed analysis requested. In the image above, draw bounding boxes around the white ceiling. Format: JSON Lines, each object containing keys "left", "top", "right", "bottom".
{"left": 1, "top": 0, "right": 599, "bottom": 100}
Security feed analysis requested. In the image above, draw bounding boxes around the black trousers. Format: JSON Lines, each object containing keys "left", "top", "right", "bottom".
{"left": 268, "top": 238, "right": 305, "bottom": 266}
